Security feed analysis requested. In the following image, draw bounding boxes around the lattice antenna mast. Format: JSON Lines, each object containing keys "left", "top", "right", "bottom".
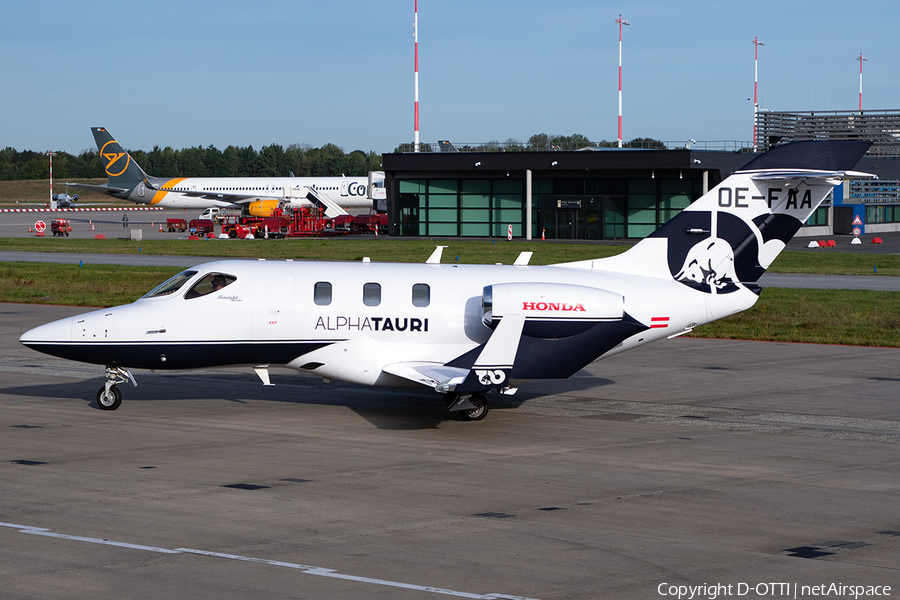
{"left": 752, "top": 37, "right": 764, "bottom": 150}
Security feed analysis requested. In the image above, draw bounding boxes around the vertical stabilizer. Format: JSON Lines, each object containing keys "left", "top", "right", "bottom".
{"left": 91, "top": 127, "right": 151, "bottom": 187}
{"left": 644, "top": 141, "right": 871, "bottom": 293}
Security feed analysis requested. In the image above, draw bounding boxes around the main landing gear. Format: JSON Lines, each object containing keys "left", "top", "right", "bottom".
{"left": 445, "top": 392, "right": 489, "bottom": 421}
{"left": 96, "top": 366, "right": 136, "bottom": 411}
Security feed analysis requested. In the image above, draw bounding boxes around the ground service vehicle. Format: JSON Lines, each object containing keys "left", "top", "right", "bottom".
{"left": 50, "top": 219, "right": 71, "bottom": 237}
{"left": 166, "top": 218, "right": 188, "bottom": 232}
{"left": 189, "top": 219, "right": 215, "bottom": 236}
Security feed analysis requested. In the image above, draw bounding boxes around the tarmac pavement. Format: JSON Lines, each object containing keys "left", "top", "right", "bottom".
{"left": 1, "top": 303, "right": 898, "bottom": 599}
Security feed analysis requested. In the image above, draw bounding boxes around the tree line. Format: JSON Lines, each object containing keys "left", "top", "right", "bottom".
{"left": 0, "top": 143, "right": 383, "bottom": 182}
{"left": 392, "top": 134, "right": 667, "bottom": 153}
{"left": 2, "top": 133, "right": 667, "bottom": 181}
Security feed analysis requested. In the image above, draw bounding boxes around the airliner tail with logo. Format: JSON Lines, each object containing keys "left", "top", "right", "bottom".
{"left": 25, "top": 141, "right": 872, "bottom": 420}
{"left": 65, "top": 127, "right": 385, "bottom": 217}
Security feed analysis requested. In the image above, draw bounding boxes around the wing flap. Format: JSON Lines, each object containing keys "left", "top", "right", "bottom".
{"left": 382, "top": 362, "right": 468, "bottom": 389}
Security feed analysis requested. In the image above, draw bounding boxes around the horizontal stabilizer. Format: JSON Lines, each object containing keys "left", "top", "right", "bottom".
{"left": 739, "top": 169, "right": 875, "bottom": 181}
{"left": 64, "top": 182, "right": 131, "bottom": 196}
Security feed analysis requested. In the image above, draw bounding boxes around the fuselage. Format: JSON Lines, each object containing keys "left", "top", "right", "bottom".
{"left": 119, "top": 175, "right": 380, "bottom": 210}
{"left": 19, "top": 257, "right": 758, "bottom": 388}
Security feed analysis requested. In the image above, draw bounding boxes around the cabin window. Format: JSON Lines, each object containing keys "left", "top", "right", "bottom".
{"left": 143, "top": 270, "right": 198, "bottom": 298}
{"left": 412, "top": 283, "right": 430, "bottom": 307}
{"left": 363, "top": 282, "right": 381, "bottom": 306}
{"left": 314, "top": 281, "right": 332, "bottom": 306}
{"left": 184, "top": 273, "right": 237, "bottom": 299}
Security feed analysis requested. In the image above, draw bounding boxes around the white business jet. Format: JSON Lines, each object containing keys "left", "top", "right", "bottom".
{"left": 21, "top": 141, "right": 872, "bottom": 420}
{"left": 64, "top": 127, "right": 385, "bottom": 217}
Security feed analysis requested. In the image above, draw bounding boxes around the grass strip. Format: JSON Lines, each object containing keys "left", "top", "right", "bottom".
{"left": 1, "top": 238, "right": 899, "bottom": 275}
{"left": 0, "top": 262, "right": 181, "bottom": 307}
{"left": 689, "top": 288, "right": 900, "bottom": 347}
{"left": 0, "top": 238, "right": 628, "bottom": 265}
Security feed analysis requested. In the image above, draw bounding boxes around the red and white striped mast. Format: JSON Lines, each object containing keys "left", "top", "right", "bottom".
{"left": 414, "top": 0, "right": 420, "bottom": 152}
{"left": 752, "top": 36, "right": 764, "bottom": 150}
{"left": 48, "top": 151, "right": 56, "bottom": 208}
{"left": 857, "top": 52, "right": 867, "bottom": 112}
{"left": 615, "top": 14, "right": 629, "bottom": 148}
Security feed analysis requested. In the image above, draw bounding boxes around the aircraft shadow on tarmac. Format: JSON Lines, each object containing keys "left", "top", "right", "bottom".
{"left": 2, "top": 374, "right": 503, "bottom": 430}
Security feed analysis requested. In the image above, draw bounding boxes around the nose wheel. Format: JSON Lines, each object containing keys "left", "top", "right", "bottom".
{"left": 96, "top": 366, "right": 136, "bottom": 411}
{"left": 96, "top": 385, "right": 122, "bottom": 410}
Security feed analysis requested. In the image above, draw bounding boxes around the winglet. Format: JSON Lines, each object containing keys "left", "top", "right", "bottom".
{"left": 426, "top": 246, "right": 448, "bottom": 264}
{"left": 514, "top": 251, "right": 533, "bottom": 266}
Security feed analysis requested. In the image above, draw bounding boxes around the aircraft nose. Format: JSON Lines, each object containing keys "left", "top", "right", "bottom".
{"left": 20, "top": 317, "right": 73, "bottom": 348}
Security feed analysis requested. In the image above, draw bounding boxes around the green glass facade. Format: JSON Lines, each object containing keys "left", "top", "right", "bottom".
{"left": 398, "top": 179, "right": 530, "bottom": 237}
{"left": 397, "top": 176, "right": 703, "bottom": 239}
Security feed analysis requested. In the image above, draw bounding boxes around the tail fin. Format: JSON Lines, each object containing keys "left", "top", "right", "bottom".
{"left": 641, "top": 140, "right": 872, "bottom": 293}
{"left": 91, "top": 127, "right": 151, "bottom": 187}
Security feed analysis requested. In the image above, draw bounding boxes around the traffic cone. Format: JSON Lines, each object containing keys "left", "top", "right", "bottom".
{"left": 159, "top": 224, "right": 163, "bottom": 232}
{"left": 541, "top": 228, "right": 545, "bottom": 241}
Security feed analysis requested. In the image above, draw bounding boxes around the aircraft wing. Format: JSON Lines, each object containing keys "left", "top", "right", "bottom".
{"left": 149, "top": 187, "right": 271, "bottom": 203}
{"left": 382, "top": 362, "right": 470, "bottom": 389}
{"left": 151, "top": 185, "right": 349, "bottom": 217}
{"left": 384, "top": 314, "right": 527, "bottom": 393}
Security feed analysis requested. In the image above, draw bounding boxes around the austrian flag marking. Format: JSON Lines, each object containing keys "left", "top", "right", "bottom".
{"left": 650, "top": 317, "right": 670, "bottom": 329}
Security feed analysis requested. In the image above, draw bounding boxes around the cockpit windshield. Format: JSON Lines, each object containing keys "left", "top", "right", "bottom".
{"left": 143, "top": 270, "right": 198, "bottom": 298}
{"left": 184, "top": 273, "right": 237, "bottom": 299}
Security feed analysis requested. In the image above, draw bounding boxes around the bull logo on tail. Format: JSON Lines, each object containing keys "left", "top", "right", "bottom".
{"left": 674, "top": 237, "right": 740, "bottom": 294}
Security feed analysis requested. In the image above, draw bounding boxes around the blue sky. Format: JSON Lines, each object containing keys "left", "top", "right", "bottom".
{"left": 1, "top": 0, "right": 897, "bottom": 157}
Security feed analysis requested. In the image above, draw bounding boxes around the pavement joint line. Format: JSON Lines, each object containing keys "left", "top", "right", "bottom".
{"left": 0, "top": 521, "right": 539, "bottom": 600}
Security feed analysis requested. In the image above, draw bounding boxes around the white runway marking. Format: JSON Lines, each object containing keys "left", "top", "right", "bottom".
{"left": 0, "top": 521, "right": 538, "bottom": 600}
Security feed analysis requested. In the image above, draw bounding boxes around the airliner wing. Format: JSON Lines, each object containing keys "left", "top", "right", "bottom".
{"left": 154, "top": 186, "right": 349, "bottom": 217}
{"left": 150, "top": 187, "right": 271, "bottom": 203}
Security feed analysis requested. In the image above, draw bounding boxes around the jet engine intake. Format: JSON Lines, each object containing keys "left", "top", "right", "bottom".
{"left": 245, "top": 199, "right": 282, "bottom": 218}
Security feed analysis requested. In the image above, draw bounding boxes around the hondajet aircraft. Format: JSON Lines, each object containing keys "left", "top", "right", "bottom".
{"left": 21, "top": 141, "right": 872, "bottom": 420}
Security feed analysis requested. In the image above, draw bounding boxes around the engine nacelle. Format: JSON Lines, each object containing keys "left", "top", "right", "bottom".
{"left": 245, "top": 199, "right": 282, "bottom": 217}
{"left": 483, "top": 282, "right": 624, "bottom": 339}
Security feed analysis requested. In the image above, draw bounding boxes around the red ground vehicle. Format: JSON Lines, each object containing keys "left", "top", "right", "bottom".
{"left": 221, "top": 207, "right": 341, "bottom": 238}
{"left": 189, "top": 219, "right": 215, "bottom": 236}
{"left": 51, "top": 219, "right": 72, "bottom": 237}
{"left": 351, "top": 213, "right": 388, "bottom": 235}
{"left": 166, "top": 218, "right": 187, "bottom": 232}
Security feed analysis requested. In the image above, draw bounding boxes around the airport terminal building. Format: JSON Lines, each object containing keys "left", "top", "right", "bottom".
{"left": 382, "top": 111, "right": 900, "bottom": 240}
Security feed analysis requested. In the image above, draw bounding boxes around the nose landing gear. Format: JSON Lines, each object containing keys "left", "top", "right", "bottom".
{"left": 96, "top": 366, "right": 136, "bottom": 411}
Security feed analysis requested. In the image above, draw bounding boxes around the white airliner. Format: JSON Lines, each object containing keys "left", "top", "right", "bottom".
{"left": 21, "top": 141, "right": 872, "bottom": 421}
{"left": 65, "top": 127, "right": 385, "bottom": 217}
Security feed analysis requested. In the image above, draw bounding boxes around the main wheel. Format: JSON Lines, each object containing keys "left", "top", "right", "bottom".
{"left": 96, "top": 385, "right": 122, "bottom": 411}
{"left": 459, "top": 393, "right": 488, "bottom": 421}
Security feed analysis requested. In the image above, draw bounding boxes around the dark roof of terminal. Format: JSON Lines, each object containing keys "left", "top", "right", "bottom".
{"left": 383, "top": 147, "right": 900, "bottom": 180}
{"left": 383, "top": 148, "right": 754, "bottom": 176}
